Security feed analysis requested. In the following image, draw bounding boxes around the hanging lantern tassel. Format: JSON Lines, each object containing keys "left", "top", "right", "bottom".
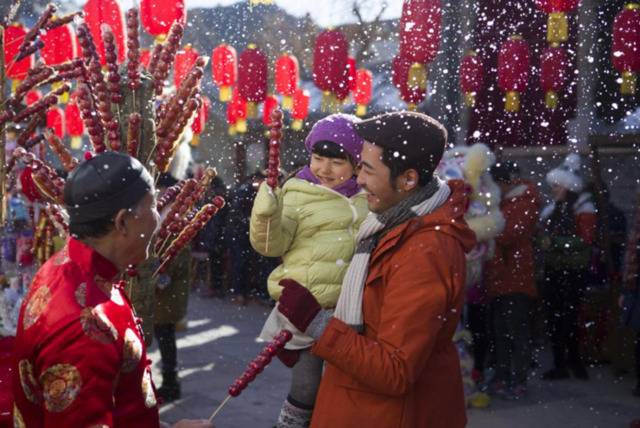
{"left": 505, "top": 91, "right": 520, "bottom": 112}
{"left": 219, "top": 86, "right": 232, "bottom": 102}
{"left": 191, "top": 134, "right": 200, "bottom": 147}
{"left": 236, "top": 119, "right": 248, "bottom": 133}
{"left": 70, "top": 136, "right": 83, "bottom": 150}
{"left": 621, "top": 71, "right": 637, "bottom": 95}
{"left": 291, "top": 119, "right": 303, "bottom": 131}
{"left": 545, "top": 90, "right": 559, "bottom": 110}
{"left": 464, "top": 92, "right": 476, "bottom": 108}
{"left": 321, "top": 91, "right": 332, "bottom": 112}
{"left": 356, "top": 104, "right": 367, "bottom": 117}
{"left": 282, "top": 95, "right": 293, "bottom": 111}
{"left": 52, "top": 81, "right": 69, "bottom": 103}
{"left": 547, "top": 12, "right": 568, "bottom": 45}
{"left": 228, "top": 124, "right": 237, "bottom": 136}
{"left": 407, "top": 103, "right": 417, "bottom": 112}
{"left": 407, "top": 63, "right": 427, "bottom": 91}
{"left": 246, "top": 102, "right": 257, "bottom": 118}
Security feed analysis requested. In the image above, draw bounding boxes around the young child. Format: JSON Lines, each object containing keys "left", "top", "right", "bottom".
{"left": 250, "top": 114, "right": 368, "bottom": 427}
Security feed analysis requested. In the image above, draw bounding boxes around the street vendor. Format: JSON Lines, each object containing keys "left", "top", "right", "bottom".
{"left": 11, "top": 152, "right": 211, "bottom": 428}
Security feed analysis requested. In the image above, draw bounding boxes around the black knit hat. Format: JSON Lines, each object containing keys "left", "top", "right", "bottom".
{"left": 64, "top": 152, "right": 154, "bottom": 224}
{"left": 353, "top": 111, "right": 447, "bottom": 175}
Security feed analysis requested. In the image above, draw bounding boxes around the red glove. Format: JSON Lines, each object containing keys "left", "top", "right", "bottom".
{"left": 277, "top": 279, "right": 321, "bottom": 332}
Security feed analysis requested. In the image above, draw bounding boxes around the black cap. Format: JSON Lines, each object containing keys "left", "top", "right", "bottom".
{"left": 353, "top": 111, "right": 447, "bottom": 174}
{"left": 157, "top": 172, "right": 178, "bottom": 188}
{"left": 64, "top": 152, "right": 154, "bottom": 224}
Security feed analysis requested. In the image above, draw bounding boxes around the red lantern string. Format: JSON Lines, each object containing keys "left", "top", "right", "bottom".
{"left": 212, "top": 44, "right": 237, "bottom": 102}
{"left": 497, "top": 35, "right": 530, "bottom": 112}
{"left": 612, "top": 3, "right": 640, "bottom": 95}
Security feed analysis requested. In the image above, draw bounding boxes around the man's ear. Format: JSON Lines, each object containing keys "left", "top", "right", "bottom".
{"left": 113, "top": 209, "right": 128, "bottom": 235}
{"left": 397, "top": 169, "right": 419, "bottom": 192}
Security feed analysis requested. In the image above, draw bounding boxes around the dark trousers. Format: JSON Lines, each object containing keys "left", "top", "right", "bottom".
{"left": 636, "top": 332, "right": 640, "bottom": 384}
{"left": 492, "top": 294, "right": 531, "bottom": 385}
{"left": 467, "top": 303, "right": 490, "bottom": 373}
{"left": 543, "top": 269, "right": 585, "bottom": 370}
{"left": 154, "top": 323, "right": 177, "bottom": 376}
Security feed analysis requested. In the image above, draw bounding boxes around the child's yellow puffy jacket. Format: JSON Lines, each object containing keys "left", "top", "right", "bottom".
{"left": 250, "top": 178, "right": 368, "bottom": 308}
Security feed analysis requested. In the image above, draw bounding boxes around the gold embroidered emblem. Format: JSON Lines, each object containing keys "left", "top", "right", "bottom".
{"left": 141, "top": 369, "right": 157, "bottom": 408}
{"left": 23, "top": 286, "right": 52, "bottom": 330}
{"left": 74, "top": 283, "right": 87, "bottom": 307}
{"left": 79, "top": 306, "right": 118, "bottom": 343}
{"left": 122, "top": 328, "right": 143, "bottom": 373}
{"left": 18, "top": 359, "right": 40, "bottom": 404}
{"left": 39, "top": 363, "right": 82, "bottom": 412}
{"left": 13, "top": 403, "right": 26, "bottom": 428}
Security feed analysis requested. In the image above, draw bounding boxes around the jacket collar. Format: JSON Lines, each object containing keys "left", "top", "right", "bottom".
{"left": 68, "top": 238, "right": 120, "bottom": 293}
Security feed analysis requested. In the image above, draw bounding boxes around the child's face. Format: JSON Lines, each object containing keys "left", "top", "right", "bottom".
{"left": 310, "top": 153, "right": 355, "bottom": 189}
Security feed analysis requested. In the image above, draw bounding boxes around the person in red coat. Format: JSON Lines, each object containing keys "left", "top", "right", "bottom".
{"left": 270, "top": 112, "right": 476, "bottom": 428}
{"left": 11, "top": 153, "right": 211, "bottom": 428}
{"left": 484, "top": 161, "right": 540, "bottom": 399}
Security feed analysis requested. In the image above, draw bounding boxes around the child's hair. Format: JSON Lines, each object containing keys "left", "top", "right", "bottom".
{"left": 311, "top": 140, "right": 352, "bottom": 163}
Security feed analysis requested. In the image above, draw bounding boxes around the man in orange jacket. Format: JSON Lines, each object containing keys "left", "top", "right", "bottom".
{"left": 274, "top": 112, "right": 476, "bottom": 428}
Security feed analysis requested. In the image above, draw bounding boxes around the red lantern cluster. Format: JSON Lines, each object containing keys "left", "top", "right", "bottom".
{"left": 612, "top": 3, "right": 640, "bottom": 95}
{"left": 275, "top": 54, "right": 299, "bottom": 111}
{"left": 82, "top": 0, "right": 127, "bottom": 65}
{"left": 535, "top": 0, "right": 579, "bottom": 44}
{"left": 353, "top": 69, "right": 372, "bottom": 117}
{"left": 459, "top": 50, "right": 483, "bottom": 108}
{"left": 140, "top": 0, "right": 186, "bottom": 40}
{"left": 212, "top": 44, "right": 237, "bottom": 102}
{"left": 498, "top": 35, "right": 530, "bottom": 112}
{"left": 313, "top": 29, "right": 349, "bottom": 111}
{"left": 399, "top": 0, "right": 441, "bottom": 93}
{"left": 540, "top": 46, "right": 569, "bottom": 109}
{"left": 65, "top": 100, "right": 84, "bottom": 150}
{"left": 238, "top": 45, "right": 267, "bottom": 118}
{"left": 291, "top": 89, "right": 310, "bottom": 131}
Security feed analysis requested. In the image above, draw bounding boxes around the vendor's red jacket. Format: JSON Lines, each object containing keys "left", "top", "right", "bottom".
{"left": 12, "top": 238, "right": 160, "bottom": 428}
{"left": 485, "top": 181, "right": 540, "bottom": 299}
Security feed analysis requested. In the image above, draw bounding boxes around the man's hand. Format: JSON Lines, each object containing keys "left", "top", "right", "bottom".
{"left": 277, "top": 279, "right": 321, "bottom": 332}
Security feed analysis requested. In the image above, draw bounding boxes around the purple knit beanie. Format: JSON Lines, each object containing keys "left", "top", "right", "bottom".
{"left": 304, "top": 114, "right": 364, "bottom": 163}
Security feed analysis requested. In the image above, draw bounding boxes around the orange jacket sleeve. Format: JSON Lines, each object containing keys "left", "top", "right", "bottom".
{"left": 311, "top": 247, "right": 453, "bottom": 396}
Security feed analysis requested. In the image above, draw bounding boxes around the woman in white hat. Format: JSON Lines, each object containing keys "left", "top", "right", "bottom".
{"left": 539, "top": 153, "right": 597, "bottom": 381}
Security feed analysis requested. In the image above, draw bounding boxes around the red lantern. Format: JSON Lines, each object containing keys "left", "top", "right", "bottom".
{"left": 459, "top": 50, "right": 484, "bottom": 107}
{"left": 354, "top": 69, "right": 372, "bottom": 117}
{"left": 190, "top": 95, "right": 210, "bottom": 146}
{"left": 226, "top": 97, "right": 238, "bottom": 136}
{"left": 313, "top": 30, "right": 349, "bottom": 110}
{"left": 392, "top": 55, "right": 426, "bottom": 110}
{"left": 399, "top": 0, "right": 441, "bottom": 90}
{"left": 498, "top": 35, "right": 530, "bottom": 112}
{"left": 275, "top": 54, "right": 299, "bottom": 111}
{"left": 292, "top": 88, "right": 310, "bottom": 131}
{"left": 535, "top": 0, "right": 580, "bottom": 44}
{"left": 263, "top": 95, "right": 279, "bottom": 127}
{"left": 140, "top": 48, "right": 151, "bottom": 69}
{"left": 83, "top": 0, "right": 127, "bottom": 65}
{"left": 612, "top": 3, "right": 640, "bottom": 95}
{"left": 4, "top": 23, "right": 34, "bottom": 86}
{"left": 174, "top": 45, "right": 199, "bottom": 89}
{"left": 140, "top": 0, "right": 186, "bottom": 40}
{"left": 66, "top": 100, "right": 85, "bottom": 150}
{"left": 540, "top": 46, "right": 569, "bottom": 109}
{"left": 230, "top": 90, "right": 248, "bottom": 134}
{"left": 46, "top": 107, "right": 65, "bottom": 139}
{"left": 25, "top": 90, "right": 43, "bottom": 106}
{"left": 238, "top": 45, "right": 267, "bottom": 118}
{"left": 212, "top": 44, "right": 237, "bottom": 102}
{"left": 334, "top": 63, "right": 352, "bottom": 106}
